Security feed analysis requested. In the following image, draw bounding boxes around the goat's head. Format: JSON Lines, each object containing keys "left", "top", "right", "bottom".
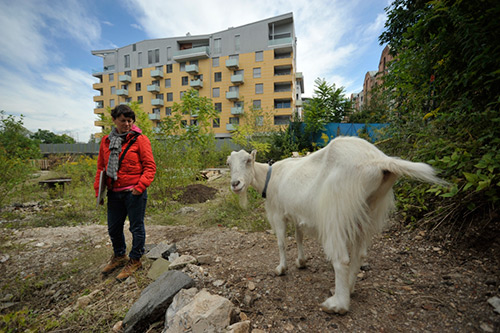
{"left": 227, "top": 149, "right": 257, "bottom": 209}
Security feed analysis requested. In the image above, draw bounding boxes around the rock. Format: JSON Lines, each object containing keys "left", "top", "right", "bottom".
{"left": 122, "top": 270, "right": 194, "bottom": 333}
{"left": 197, "top": 254, "right": 212, "bottom": 265}
{"left": 112, "top": 321, "right": 123, "bottom": 332}
{"left": 147, "top": 258, "right": 171, "bottom": 280}
{"left": 145, "top": 241, "right": 177, "bottom": 260}
{"left": 227, "top": 320, "right": 251, "bottom": 333}
{"left": 0, "top": 254, "right": 9, "bottom": 263}
{"left": 247, "top": 281, "right": 256, "bottom": 291}
{"left": 169, "top": 255, "right": 197, "bottom": 270}
{"left": 164, "top": 289, "right": 234, "bottom": 333}
{"left": 164, "top": 287, "right": 199, "bottom": 331}
{"left": 175, "top": 207, "right": 199, "bottom": 215}
{"left": 487, "top": 296, "right": 500, "bottom": 314}
{"left": 480, "top": 322, "right": 494, "bottom": 332}
{"left": 75, "top": 290, "right": 100, "bottom": 309}
{"left": 213, "top": 279, "right": 225, "bottom": 287}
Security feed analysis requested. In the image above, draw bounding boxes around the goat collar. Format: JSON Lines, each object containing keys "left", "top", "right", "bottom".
{"left": 262, "top": 165, "right": 272, "bottom": 198}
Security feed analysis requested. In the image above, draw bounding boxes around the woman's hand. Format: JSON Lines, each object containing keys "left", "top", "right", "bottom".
{"left": 131, "top": 188, "right": 141, "bottom": 195}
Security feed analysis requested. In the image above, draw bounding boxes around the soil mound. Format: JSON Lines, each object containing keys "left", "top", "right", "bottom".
{"left": 175, "top": 184, "right": 217, "bottom": 204}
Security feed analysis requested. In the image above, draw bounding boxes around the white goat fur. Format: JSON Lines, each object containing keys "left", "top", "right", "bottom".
{"left": 227, "top": 136, "right": 444, "bottom": 314}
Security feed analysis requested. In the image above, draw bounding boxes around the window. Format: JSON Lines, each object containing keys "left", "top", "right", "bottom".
{"left": 180, "top": 62, "right": 186, "bottom": 72}
{"left": 124, "top": 70, "right": 131, "bottom": 76}
{"left": 166, "top": 107, "right": 172, "bottom": 116}
{"left": 213, "top": 118, "right": 220, "bottom": 128}
{"left": 148, "top": 50, "right": 153, "bottom": 64}
{"left": 155, "top": 49, "right": 160, "bottom": 63}
{"left": 124, "top": 54, "right": 130, "bottom": 68}
{"left": 256, "top": 116, "right": 264, "bottom": 126}
{"left": 180, "top": 91, "right": 185, "bottom": 99}
{"left": 255, "top": 51, "right": 263, "bottom": 62}
{"left": 167, "top": 46, "right": 172, "bottom": 61}
{"left": 229, "top": 117, "right": 239, "bottom": 125}
{"left": 111, "top": 86, "right": 116, "bottom": 95}
{"left": 255, "top": 83, "right": 263, "bottom": 94}
{"left": 234, "top": 35, "right": 240, "bottom": 51}
{"left": 229, "top": 85, "right": 239, "bottom": 93}
{"left": 109, "top": 73, "right": 114, "bottom": 82}
{"left": 181, "top": 76, "right": 188, "bottom": 86}
{"left": 155, "top": 65, "right": 163, "bottom": 71}
{"left": 156, "top": 93, "right": 164, "bottom": 100}
{"left": 229, "top": 54, "right": 239, "bottom": 60}
{"left": 166, "top": 64, "right": 173, "bottom": 73}
{"left": 165, "top": 78, "right": 171, "bottom": 88}
{"left": 121, "top": 84, "right": 127, "bottom": 89}
{"left": 214, "top": 72, "right": 222, "bottom": 82}
{"left": 274, "top": 82, "right": 292, "bottom": 92}
{"left": 136, "top": 83, "right": 141, "bottom": 91}
{"left": 213, "top": 87, "right": 220, "bottom": 98}
{"left": 214, "top": 103, "right": 222, "bottom": 112}
{"left": 253, "top": 68, "right": 261, "bottom": 78}
{"left": 125, "top": 97, "right": 132, "bottom": 103}
{"left": 274, "top": 115, "right": 291, "bottom": 125}
{"left": 190, "top": 60, "right": 198, "bottom": 66}
{"left": 138, "top": 52, "right": 142, "bottom": 67}
{"left": 152, "top": 80, "right": 159, "bottom": 86}
{"left": 214, "top": 38, "right": 221, "bottom": 54}
{"left": 137, "top": 96, "right": 143, "bottom": 104}
{"left": 253, "top": 100, "right": 261, "bottom": 109}
{"left": 274, "top": 99, "right": 291, "bottom": 108}
{"left": 212, "top": 57, "right": 219, "bottom": 67}
{"left": 137, "top": 69, "right": 143, "bottom": 78}
{"left": 153, "top": 108, "right": 160, "bottom": 115}
{"left": 133, "top": 44, "right": 136, "bottom": 51}
{"left": 234, "top": 69, "right": 244, "bottom": 75}
{"left": 110, "top": 99, "right": 115, "bottom": 108}
{"left": 167, "top": 92, "right": 173, "bottom": 102}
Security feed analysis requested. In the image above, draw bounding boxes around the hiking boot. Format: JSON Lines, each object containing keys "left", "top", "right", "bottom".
{"left": 116, "top": 258, "right": 142, "bottom": 282}
{"left": 102, "top": 255, "right": 129, "bottom": 276}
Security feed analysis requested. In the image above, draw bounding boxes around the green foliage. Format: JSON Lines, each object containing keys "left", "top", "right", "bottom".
{"left": 30, "top": 129, "right": 76, "bottom": 144}
{"left": 379, "top": 0, "right": 500, "bottom": 228}
{"left": 0, "top": 151, "right": 36, "bottom": 208}
{"left": 0, "top": 110, "right": 41, "bottom": 159}
{"left": 0, "top": 307, "right": 35, "bottom": 333}
{"left": 303, "top": 78, "right": 353, "bottom": 135}
{"left": 231, "top": 102, "right": 276, "bottom": 159}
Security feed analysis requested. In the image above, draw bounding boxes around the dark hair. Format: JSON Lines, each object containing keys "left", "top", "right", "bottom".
{"left": 111, "top": 104, "right": 136, "bottom": 121}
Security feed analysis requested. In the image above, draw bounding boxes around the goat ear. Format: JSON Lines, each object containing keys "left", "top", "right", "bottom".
{"left": 250, "top": 150, "right": 257, "bottom": 161}
{"left": 226, "top": 155, "right": 231, "bottom": 165}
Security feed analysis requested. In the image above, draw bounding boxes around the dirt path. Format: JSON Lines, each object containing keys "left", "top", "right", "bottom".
{"left": 2, "top": 221, "right": 499, "bottom": 332}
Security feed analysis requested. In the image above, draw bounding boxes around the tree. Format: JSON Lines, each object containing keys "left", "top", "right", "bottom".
{"left": 303, "top": 78, "right": 353, "bottom": 136}
{"left": 379, "top": 0, "right": 500, "bottom": 229}
{"left": 30, "top": 129, "right": 76, "bottom": 144}
{"left": 0, "top": 110, "right": 40, "bottom": 159}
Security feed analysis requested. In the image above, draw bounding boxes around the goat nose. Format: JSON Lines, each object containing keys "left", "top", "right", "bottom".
{"left": 231, "top": 180, "right": 240, "bottom": 187}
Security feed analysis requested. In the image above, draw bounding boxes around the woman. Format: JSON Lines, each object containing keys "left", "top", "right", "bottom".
{"left": 94, "top": 104, "right": 156, "bottom": 281}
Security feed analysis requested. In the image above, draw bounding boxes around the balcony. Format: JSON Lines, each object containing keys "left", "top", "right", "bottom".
{"left": 226, "top": 123, "right": 237, "bottom": 131}
{"left": 268, "top": 37, "right": 293, "bottom": 53}
{"left": 147, "top": 84, "right": 160, "bottom": 93}
{"left": 295, "top": 99, "right": 303, "bottom": 107}
{"left": 116, "top": 89, "right": 129, "bottom": 96}
{"left": 231, "top": 106, "right": 244, "bottom": 115}
{"left": 150, "top": 70, "right": 164, "bottom": 78}
{"left": 225, "top": 59, "right": 239, "bottom": 70}
{"left": 231, "top": 74, "right": 244, "bottom": 85}
{"left": 151, "top": 99, "right": 164, "bottom": 106}
{"left": 185, "top": 64, "right": 199, "bottom": 74}
{"left": 93, "top": 95, "right": 103, "bottom": 102}
{"left": 149, "top": 113, "right": 161, "bottom": 120}
{"left": 94, "top": 120, "right": 106, "bottom": 126}
{"left": 190, "top": 79, "right": 203, "bottom": 89}
{"left": 119, "top": 75, "right": 132, "bottom": 83}
{"left": 226, "top": 91, "right": 239, "bottom": 100}
{"left": 173, "top": 46, "right": 210, "bottom": 62}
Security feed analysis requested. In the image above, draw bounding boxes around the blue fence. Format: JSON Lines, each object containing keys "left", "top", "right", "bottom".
{"left": 312, "top": 123, "right": 389, "bottom": 145}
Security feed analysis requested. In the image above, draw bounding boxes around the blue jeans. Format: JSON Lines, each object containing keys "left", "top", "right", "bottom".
{"left": 107, "top": 190, "right": 148, "bottom": 260}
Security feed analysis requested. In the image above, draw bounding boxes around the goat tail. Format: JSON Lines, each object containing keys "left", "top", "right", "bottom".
{"left": 380, "top": 158, "right": 446, "bottom": 185}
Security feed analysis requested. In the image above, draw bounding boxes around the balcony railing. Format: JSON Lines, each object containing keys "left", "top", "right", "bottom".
{"left": 173, "top": 46, "right": 210, "bottom": 62}
{"left": 231, "top": 74, "right": 244, "bottom": 85}
{"left": 150, "top": 70, "right": 164, "bottom": 78}
{"left": 119, "top": 75, "right": 131, "bottom": 83}
{"left": 226, "top": 91, "right": 239, "bottom": 100}
{"left": 231, "top": 106, "right": 244, "bottom": 115}
{"left": 190, "top": 79, "right": 203, "bottom": 89}
{"left": 296, "top": 99, "right": 303, "bottom": 107}
{"left": 226, "top": 123, "right": 237, "bottom": 131}
{"left": 149, "top": 113, "right": 161, "bottom": 120}
{"left": 268, "top": 37, "right": 293, "bottom": 47}
{"left": 116, "top": 89, "right": 129, "bottom": 96}
{"left": 185, "top": 64, "right": 199, "bottom": 74}
{"left": 225, "top": 59, "right": 239, "bottom": 69}
{"left": 147, "top": 85, "right": 160, "bottom": 93}
{"left": 151, "top": 99, "right": 164, "bottom": 106}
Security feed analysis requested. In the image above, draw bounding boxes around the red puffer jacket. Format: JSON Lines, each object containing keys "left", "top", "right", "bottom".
{"left": 94, "top": 125, "right": 156, "bottom": 195}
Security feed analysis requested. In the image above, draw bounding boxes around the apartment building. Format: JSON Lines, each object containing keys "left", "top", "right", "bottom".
{"left": 91, "top": 12, "right": 304, "bottom": 138}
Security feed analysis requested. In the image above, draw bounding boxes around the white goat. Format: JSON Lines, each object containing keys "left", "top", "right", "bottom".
{"left": 227, "top": 136, "right": 444, "bottom": 314}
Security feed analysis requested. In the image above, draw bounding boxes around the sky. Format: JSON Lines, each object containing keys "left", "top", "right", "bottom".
{"left": 0, "top": 0, "right": 391, "bottom": 143}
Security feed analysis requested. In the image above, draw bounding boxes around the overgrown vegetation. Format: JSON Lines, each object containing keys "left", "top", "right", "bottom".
{"left": 372, "top": 0, "right": 500, "bottom": 235}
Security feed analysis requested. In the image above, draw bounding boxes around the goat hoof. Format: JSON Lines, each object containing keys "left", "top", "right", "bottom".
{"left": 275, "top": 265, "right": 287, "bottom": 276}
{"left": 319, "top": 297, "right": 349, "bottom": 315}
{"left": 296, "top": 258, "right": 307, "bottom": 269}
